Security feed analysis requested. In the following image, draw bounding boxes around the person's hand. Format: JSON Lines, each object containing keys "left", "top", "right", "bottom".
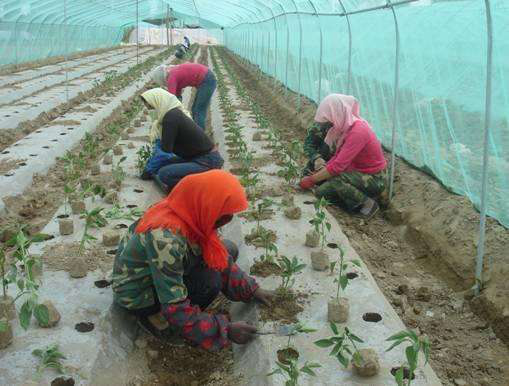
{"left": 314, "top": 157, "right": 326, "bottom": 171}
{"left": 228, "top": 322, "right": 258, "bottom": 344}
{"left": 252, "top": 288, "right": 274, "bottom": 307}
{"left": 299, "top": 175, "right": 316, "bottom": 190}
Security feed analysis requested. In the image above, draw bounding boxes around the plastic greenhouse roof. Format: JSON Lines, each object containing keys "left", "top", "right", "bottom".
{"left": 0, "top": 0, "right": 425, "bottom": 28}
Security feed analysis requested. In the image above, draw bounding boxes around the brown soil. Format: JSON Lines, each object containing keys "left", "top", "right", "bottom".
{"left": 218, "top": 47, "right": 509, "bottom": 386}
{"left": 259, "top": 289, "right": 305, "bottom": 324}
{"left": 239, "top": 208, "right": 274, "bottom": 222}
{"left": 73, "top": 106, "right": 98, "bottom": 113}
{"left": 244, "top": 226, "right": 277, "bottom": 247}
{"left": 142, "top": 337, "right": 239, "bottom": 386}
{"left": 52, "top": 120, "right": 82, "bottom": 126}
{"left": 0, "top": 159, "right": 25, "bottom": 175}
{"left": 249, "top": 260, "right": 281, "bottom": 277}
{"left": 41, "top": 242, "right": 111, "bottom": 274}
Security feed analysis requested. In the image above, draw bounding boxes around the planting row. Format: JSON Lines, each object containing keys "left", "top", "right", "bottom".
{"left": 210, "top": 46, "right": 438, "bottom": 386}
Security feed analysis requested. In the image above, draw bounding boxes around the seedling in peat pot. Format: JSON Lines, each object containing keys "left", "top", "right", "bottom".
{"left": 79, "top": 207, "right": 107, "bottom": 254}
{"left": 9, "top": 229, "right": 49, "bottom": 330}
{"left": 386, "top": 330, "right": 431, "bottom": 386}
{"left": 32, "top": 344, "right": 66, "bottom": 378}
{"left": 0, "top": 247, "right": 16, "bottom": 322}
{"left": 268, "top": 359, "right": 321, "bottom": 386}
{"left": 112, "top": 156, "right": 127, "bottom": 189}
{"left": 105, "top": 204, "right": 144, "bottom": 221}
{"left": 327, "top": 242, "right": 360, "bottom": 323}
{"left": 136, "top": 144, "right": 152, "bottom": 175}
{"left": 277, "top": 256, "right": 306, "bottom": 292}
{"left": 260, "top": 230, "right": 278, "bottom": 263}
{"left": 276, "top": 322, "right": 317, "bottom": 365}
{"left": 255, "top": 198, "right": 275, "bottom": 233}
{"left": 309, "top": 198, "right": 332, "bottom": 271}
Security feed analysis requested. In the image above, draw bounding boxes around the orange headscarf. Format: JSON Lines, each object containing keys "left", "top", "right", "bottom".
{"left": 135, "top": 170, "right": 248, "bottom": 271}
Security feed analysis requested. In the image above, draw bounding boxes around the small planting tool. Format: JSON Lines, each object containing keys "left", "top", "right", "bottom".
{"left": 255, "top": 324, "right": 296, "bottom": 336}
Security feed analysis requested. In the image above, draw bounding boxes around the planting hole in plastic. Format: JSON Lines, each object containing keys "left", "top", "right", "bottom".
{"left": 2, "top": 151, "right": 9, "bottom": 154}
{"left": 303, "top": 200, "right": 314, "bottom": 205}
{"left": 67, "top": 127, "right": 74, "bottom": 130}
{"left": 115, "top": 224, "right": 128, "bottom": 229}
{"left": 391, "top": 367, "right": 415, "bottom": 380}
{"left": 29, "top": 154, "right": 37, "bottom": 157}
{"left": 51, "top": 377, "right": 75, "bottom": 386}
{"left": 134, "top": 189, "right": 143, "bottom": 193}
{"left": 346, "top": 272, "right": 359, "bottom": 280}
{"left": 126, "top": 204, "right": 137, "bottom": 208}
{"left": 43, "top": 146, "right": 50, "bottom": 149}
{"left": 57, "top": 214, "right": 69, "bottom": 219}
{"left": 75, "top": 322, "right": 95, "bottom": 333}
{"left": 51, "top": 139, "right": 58, "bottom": 142}
{"left": 36, "top": 130, "right": 43, "bottom": 133}
{"left": 107, "top": 249, "right": 117, "bottom": 255}
{"left": 4, "top": 172, "right": 14, "bottom": 177}
{"left": 19, "top": 162, "right": 27, "bottom": 166}
{"left": 363, "top": 312, "right": 382, "bottom": 323}
{"left": 94, "top": 280, "right": 111, "bottom": 288}
{"left": 60, "top": 133, "right": 67, "bottom": 136}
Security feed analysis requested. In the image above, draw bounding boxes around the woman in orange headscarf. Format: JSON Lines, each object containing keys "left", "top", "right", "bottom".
{"left": 112, "top": 170, "right": 272, "bottom": 350}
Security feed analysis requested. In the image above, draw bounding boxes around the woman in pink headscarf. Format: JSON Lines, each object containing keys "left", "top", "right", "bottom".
{"left": 299, "top": 94, "right": 387, "bottom": 218}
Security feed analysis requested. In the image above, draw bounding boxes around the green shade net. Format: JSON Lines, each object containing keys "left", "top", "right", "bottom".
{"left": 0, "top": 0, "right": 508, "bottom": 228}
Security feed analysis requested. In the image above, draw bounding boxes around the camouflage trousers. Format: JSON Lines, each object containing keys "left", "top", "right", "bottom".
{"left": 315, "top": 170, "right": 387, "bottom": 211}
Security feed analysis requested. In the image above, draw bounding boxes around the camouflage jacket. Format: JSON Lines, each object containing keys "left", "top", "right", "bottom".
{"left": 303, "top": 121, "right": 335, "bottom": 162}
{"left": 112, "top": 221, "right": 258, "bottom": 350}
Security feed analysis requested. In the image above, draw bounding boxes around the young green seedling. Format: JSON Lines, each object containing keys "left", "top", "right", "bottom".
{"left": 9, "top": 229, "right": 49, "bottom": 330}
{"left": 112, "top": 156, "right": 127, "bottom": 186}
{"left": 260, "top": 229, "right": 278, "bottom": 263}
{"left": 105, "top": 204, "right": 144, "bottom": 221}
{"left": 32, "top": 344, "right": 66, "bottom": 378}
{"left": 315, "top": 323, "right": 364, "bottom": 368}
{"left": 79, "top": 207, "right": 107, "bottom": 253}
{"left": 136, "top": 144, "right": 152, "bottom": 174}
{"left": 277, "top": 256, "right": 306, "bottom": 291}
{"left": 268, "top": 359, "right": 320, "bottom": 386}
{"left": 255, "top": 198, "right": 274, "bottom": 233}
{"left": 0, "top": 247, "right": 9, "bottom": 300}
{"left": 309, "top": 197, "right": 331, "bottom": 251}
{"left": 386, "top": 330, "right": 431, "bottom": 386}
{"left": 328, "top": 243, "right": 361, "bottom": 293}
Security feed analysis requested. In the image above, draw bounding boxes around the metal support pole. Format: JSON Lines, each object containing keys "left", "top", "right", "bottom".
{"left": 388, "top": 0, "right": 400, "bottom": 202}
{"left": 316, "top": 15, "right": 323, "bottom": 102}
{"left": 266, "top": 30, "right": 270, "bottom": 74}
{"left": 475, "top": 0, "right": 494, "bottom": 295}
{"left": 170, "top": 8, "right": 174, "bottom": 46}
{"left": 288, "top": 0, "right": 303, "bottom": 111}
{"left": 166, "top": 4, "right": 170, "bottom": 47}
{"left": 338, "top": 0, "right": 353, "bottom": 93}
{"left": 284, "top": 23, "right": 290, "bottom": 96}
{"left": 136, "top": 0, "right": 140, "bottom": 65}
{"left": 64, "top": 0, "right": 69, "bottom": 104}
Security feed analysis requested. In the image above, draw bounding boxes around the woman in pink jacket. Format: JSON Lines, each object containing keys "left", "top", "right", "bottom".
{"left": 299, "top": 94, "right": 387, "bottom": 219}
{"left": 152, "top": 63, "right": 216, "bottom": 130}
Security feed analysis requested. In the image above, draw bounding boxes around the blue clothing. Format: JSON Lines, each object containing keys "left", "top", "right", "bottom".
{"left": 192, "top": 70, "right": 216, "bottom": 129}
{"left": 157, "top": 150, "right": 224, "bottom": 191}
{"left": 144, "top": 139, "right": 182, "bottom": 176}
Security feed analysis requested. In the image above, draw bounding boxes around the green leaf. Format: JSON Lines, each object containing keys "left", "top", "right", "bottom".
{"left": 19, "top": 300, "right": 34, "bottom": 330}
{"left": 386, "top": 340, "right": 404, "bottom": 353}
{"left": 352, "top": 259, "right": 361, "bottom": 267}
{"left": 386, "top": 330, "right": 410, "bottom": 342}
{"left": 406, "top": 346, "right": 418, "bottom": 369}
{"left": 34, "top": 304, "right": 50, "bottom": 327}
{"left": 340, "top": 275, "right": 349, "bottom": 290}
{"left": 395, "top": 367, "right": 405, "bottom": 386}
{"left": 32, "top": 349, "right": 44, "bottom": 357}
{"left": 337, "top": 352, "right": 350, "bottom": 368}
{"left": 330, "top": 322, "right": 339, "bottom": 335}
{"left": 0, "top": 320, "right": 8, "bottom": 332}
{"left": 314, "top": 339, "right": 334, "bottom": 348}
{"left": 30, "top": 233, "right": 53, "bottom": 243}
{"left": 349, "top": 332, "right": 364, "bottom": 343}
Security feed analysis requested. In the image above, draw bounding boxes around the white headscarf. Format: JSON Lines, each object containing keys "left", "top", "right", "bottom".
{"left": 141, "top": 88, "right": 191, "bottom": 142}
{"left": 151, "top": 65, "right": 176, "bottom": 88}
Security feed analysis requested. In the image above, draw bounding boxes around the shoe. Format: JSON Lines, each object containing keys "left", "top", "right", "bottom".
{"left": 359, "top": 198, "right": 379, "bottom": 220}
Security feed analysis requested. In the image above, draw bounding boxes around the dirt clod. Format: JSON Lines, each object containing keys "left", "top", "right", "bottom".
{"left": 305, "top": 230, "right": 319, "bottom": 248}
{"left": 352, "top": 348, "right": 380, "bottom": 377}
{"left": 277, "top": 347, "right": 299, "bottom": 365}
{"left": 260, "top": 289, "right": 304, "bottom": 324}
{"left": 38, "top": 300, "right": 61, "bottom": 328}
{"left": 416, "top": 286, "right": 432, "bottom": 302}
{"left": 0, "top": 296, "right": 16, "bottom": 320}
{"left": 59, "top": 218, "right": 74, "bottom": 235}
{"left": 250, "top": 260, "right": 281, "bottom": 277}
{"left": 103, "top": 230, "right": 120, "bottom": 247}
{"left": 103, "top": 154, "right": 113, "bottom": 165}
{"left": 0, "top": 318, "right": 13, "bottom": 349}
{"left": 113, "top": 145, "right": 123, "bottom": 156}
{"left": 70, "top": 200, "right": 86, "bottom": 215}
{"left": 69, "top": 257, "right": 88, "bottom": 278}
{"left": 311, "top": 250, "right": 329, "bottom": 271}
{"left": 328, "top": 298, "right": 349, "bottom": 323}
{"left": 284, "top": 206, "right": 302, "bottom": 220}
{"left": 105, "top": 191, "right": 118, "bottom": 204}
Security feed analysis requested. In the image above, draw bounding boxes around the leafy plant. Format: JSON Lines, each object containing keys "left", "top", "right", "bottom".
{"left": 309, "top": 197, "right": 331, "bottom": 251}
{"left": 32, "top": 344, "right": 66, "bottom": 377}
{"left": 315, "top": 323, "right": 364, "bottom": 368}
{"left": 63, "top": 183, "right": 77, "bottom": 216}
{"left": 112, "top": 156, "right": 127, "bottom": 186}
{"left": 0, "top": 247, "right": 9, "bottom": 299}
{"left": 136, "top": 144, "right": 152, "bottom": 174}
{"left": 386, "top": 330, "right": 431, "bottom": 386}
{"left": 79, "top": 207, "right": 107, "bottom": 253}
{"left": 259, "top": 229, "right": 278, "bottom": 263}
{"left": 255, "top": 198, "right": 274, "bottom": 233}
{"left": 268, "top": 359, "right": 320, "bottom": 386}
{"left": 277, "top": 256, "right": 306, "bottom": 290}
{"left": 105, "top": 204, "right": 144, "bottom": 221}
{"left": 9, "top": 229, "right": 49, "bottom": 330}
{"left": 83, "top": 133, "right": 100, "bottom": 159}
{"left": 328, "top": 243, "right": 360, "bottom": 298}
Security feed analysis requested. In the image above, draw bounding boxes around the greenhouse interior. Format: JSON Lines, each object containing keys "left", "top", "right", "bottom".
{"left": 0, "top": 0, "right": 508, "bottom": 385}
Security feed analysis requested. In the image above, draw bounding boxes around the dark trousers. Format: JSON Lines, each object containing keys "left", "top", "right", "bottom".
{"left": 130, "top": 240, "right": 238, "bottom": 318}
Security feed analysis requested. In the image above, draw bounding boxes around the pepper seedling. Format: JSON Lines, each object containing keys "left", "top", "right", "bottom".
{"left": 79, "top": 207, "right": 107, "bottom": 254}
{"left": 268, "top": 359, "right": 321, "bottom": 386}
{"left": 309, "top": 197, "right": 332, "bottom": 251}
{"left": 277, "top": 256, "right": 306, "bottom": 291}
{"left": 112, "top": 156, "right": 127, "bottom": 187}
{"left": 32, "top": 344, "right": 66, "bottom": 378}
{"left": 136, "top": 144, "right": 152, "bottom": 175}
{"left": 315, "top": 323, "right": 364, "bottom": 368}
{"left": 386, "top": 330, "right": 431, "bottom": 386}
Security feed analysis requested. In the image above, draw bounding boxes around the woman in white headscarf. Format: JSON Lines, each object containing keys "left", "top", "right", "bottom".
{"left": 138, "top": 88, "right": 191, "bottom": 181}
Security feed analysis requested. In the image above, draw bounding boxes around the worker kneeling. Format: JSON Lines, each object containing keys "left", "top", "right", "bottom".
{"left": 112, "top": 170, "right": 272, "bottom": 350}
{"left": 299, "top": 94, "right": 387, "bottom": 219}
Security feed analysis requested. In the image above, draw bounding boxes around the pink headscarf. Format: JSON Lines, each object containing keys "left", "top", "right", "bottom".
{"left": 314, "top": 94, "right": 368, "bottom": 148}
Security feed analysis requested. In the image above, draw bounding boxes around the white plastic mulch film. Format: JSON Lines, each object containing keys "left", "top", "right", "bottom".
{"left": 0, "top": 0, "right": 508, "bottom": 230}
